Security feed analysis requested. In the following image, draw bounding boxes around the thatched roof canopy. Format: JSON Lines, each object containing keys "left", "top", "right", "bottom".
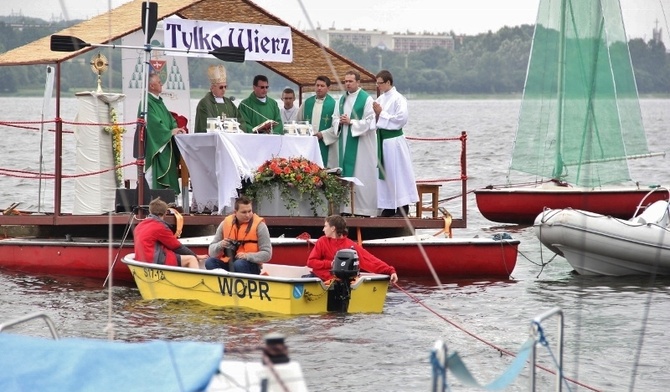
{"left": 0, "top": 0, "right": 376, "bottom": 93}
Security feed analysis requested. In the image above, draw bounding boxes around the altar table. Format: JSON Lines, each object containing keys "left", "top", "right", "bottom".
{"left": 175, "top": 133, "right": 323, "bottom": 213}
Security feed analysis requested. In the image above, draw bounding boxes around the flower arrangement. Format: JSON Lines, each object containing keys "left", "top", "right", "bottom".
{"left": 103, "top": 106, "right": 126, "bottom": 187}
{"left": 243, "top": 156, "right": 350, "bottom": 216}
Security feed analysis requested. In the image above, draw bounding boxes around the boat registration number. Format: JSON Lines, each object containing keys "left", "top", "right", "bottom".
{"left": 217, "top": 277, "right": 271, "bottom": 301}
{"left": 142, "top": 268, "right": 165, "bottom": 280}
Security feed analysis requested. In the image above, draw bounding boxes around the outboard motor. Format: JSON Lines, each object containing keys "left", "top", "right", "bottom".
{"left": 331, "top": 248, "right": 360, "bottom": 280}
{"left": 327, "top": 248, "right": 360, "bottom": 312}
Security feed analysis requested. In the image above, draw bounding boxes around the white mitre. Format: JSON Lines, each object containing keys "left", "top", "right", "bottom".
{"left": 208, "top": 64, "right": 227, "bottom": 84}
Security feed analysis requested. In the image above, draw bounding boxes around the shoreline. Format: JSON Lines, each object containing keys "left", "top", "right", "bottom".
{"left": 3, "top": 89, "right": 669, "bottom": 100}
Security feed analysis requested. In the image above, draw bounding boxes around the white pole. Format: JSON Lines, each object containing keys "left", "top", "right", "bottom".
{"left": 38, "top": 66, "right": 55, "bottom": 213}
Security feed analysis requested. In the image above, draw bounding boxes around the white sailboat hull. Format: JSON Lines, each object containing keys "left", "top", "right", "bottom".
{"left": 534, "top": 202, "right": 670, "bottom": 276}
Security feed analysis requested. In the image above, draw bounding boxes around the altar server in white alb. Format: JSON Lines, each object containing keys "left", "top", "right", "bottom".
{"left": 372, "top": 70, "right": 419, "bottom": 217}
{"left": 298, "top": 76, "right": 338, "bottom": 168}
{"left": 280, "top": 88, "right": 300, "bottom": 124}
{"left": 329, "top": 70, "right": 378, "bottom": 217}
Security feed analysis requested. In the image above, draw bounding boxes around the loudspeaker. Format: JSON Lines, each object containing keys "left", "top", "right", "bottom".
{"left": 115, "top": 188, "right": 176, "bottom": 213}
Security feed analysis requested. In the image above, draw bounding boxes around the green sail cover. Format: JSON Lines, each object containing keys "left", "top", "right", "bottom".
{"left": 510, "top": 0, "right": 649, "bottom": 187}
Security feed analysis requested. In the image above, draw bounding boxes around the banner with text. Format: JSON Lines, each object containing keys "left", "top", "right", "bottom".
{"left": 163, "top": 17, "right": 293, "bottom": 63}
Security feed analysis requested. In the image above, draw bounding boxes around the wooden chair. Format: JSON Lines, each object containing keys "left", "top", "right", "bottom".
{"left": 415, "top": 183, "right": 442, "bottom": 218}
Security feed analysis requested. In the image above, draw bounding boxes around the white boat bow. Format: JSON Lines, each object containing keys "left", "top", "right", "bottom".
{"left": 534, "top": 200, "right": 670, "bottom": 276}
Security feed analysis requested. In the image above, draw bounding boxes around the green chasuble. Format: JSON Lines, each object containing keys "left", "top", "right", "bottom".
{"left": 194, "top": 92, "right": 240, "bottom": 133}
{"left": 338, "top": 90, "right": 370, "bottom": 177}
{"left": 142, "top": 94, "right": 180, "bottom": 194}
{"left": 238, "top": 93, "right": 283, "bottom": 134}
{"left": 303, "top": 95, "right": 335, "bottom": 164}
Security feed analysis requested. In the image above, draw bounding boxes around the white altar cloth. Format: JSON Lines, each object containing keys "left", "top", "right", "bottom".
{"left": 175, "top": 133, "right": 323, "bottom": 213}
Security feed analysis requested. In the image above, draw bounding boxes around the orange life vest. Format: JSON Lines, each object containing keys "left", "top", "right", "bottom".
{"left": 218, "top": 213, "right": 264, "bottom": 262}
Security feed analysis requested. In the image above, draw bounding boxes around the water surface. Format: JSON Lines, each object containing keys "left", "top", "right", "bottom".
{"left": 1, "top": 98, "right": 669, "bottom": 391}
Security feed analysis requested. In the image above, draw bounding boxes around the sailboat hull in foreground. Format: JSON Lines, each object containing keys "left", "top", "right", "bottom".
{"left": 534, "top": 201, "right": 670, "bottom": 276}
{"left": 475, "top": 185, "right": 668, "bottom": 224}
{"left": 0, "top": 312, "right": 309, "bottom": 391}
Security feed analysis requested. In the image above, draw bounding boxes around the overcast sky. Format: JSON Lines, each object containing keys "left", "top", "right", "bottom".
{"left": 4, "top": 0, "right": 668, "bottom": 42}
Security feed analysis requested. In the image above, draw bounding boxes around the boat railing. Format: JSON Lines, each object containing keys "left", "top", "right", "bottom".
{"left": 430, "top": 306, "right": 566, "bottom": 391}
{"left": 632, "top": 186, "right": 670, "bottom": 220}
{"left": 0, "top": 311, "right": 61, "bottom": 340}
{"left": 408, "top": 130, "right": 468, "bottom": 227}
{"left": 530, "top": 306, "right": 564, "bottom": 392}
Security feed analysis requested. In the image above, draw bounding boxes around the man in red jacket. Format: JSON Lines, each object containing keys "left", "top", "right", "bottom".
{"left": 133, "top": 198, "right": 205, "bottom": 268}
{"left": 307, "top": 215, "right": 398, "bottom": 283}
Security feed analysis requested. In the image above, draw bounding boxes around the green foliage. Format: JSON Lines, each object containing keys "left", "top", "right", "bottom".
{"left": 630, "top": 38, "right": 670, "bottom": 92}
{"left": 331, "top": 24, "right": 669, "bottom": 95}
{"left": 0, "top": 67, "right": 18, "bottom": 92}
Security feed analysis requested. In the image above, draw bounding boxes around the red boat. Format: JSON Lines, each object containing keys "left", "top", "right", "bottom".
{"left": 0, "top": 235, "right": 519, "bottom": 284}
{"left": 475, "top": 185, "right": 669, "bottom": 225}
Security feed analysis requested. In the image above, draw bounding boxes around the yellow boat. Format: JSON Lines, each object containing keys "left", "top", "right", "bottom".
{"left": 122, "top": 253, "right": 390, "bottom": 315}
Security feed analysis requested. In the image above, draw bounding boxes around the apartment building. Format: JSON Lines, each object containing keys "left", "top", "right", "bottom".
{"left": 304, "top": 27, "right": 454, "bottom": 53}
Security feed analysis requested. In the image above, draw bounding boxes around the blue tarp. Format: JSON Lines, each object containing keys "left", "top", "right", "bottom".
{"left": 0, "top": 333, "right": 224, "bottom": 392}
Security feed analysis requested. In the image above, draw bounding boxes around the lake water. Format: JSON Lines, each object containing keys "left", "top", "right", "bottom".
{"left": 1, "top": 97, "right": 669, "bottom": 391}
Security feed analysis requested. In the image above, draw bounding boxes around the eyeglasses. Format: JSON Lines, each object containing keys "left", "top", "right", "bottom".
{"left": 376, "top": 80, "right": 388, "bottom": 85}
{"left": 218, "top": 85, "right": 227, "bottom": 90}
{"left": 256, "top": 85, "right": 270, "bottom": 90}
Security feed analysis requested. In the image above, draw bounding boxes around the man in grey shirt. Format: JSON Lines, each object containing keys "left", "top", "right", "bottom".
{"left": 203, "top": 196, "right": 272, "bottom": 274}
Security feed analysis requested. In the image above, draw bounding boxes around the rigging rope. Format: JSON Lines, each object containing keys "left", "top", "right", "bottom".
{"left": 0, "top": 161, "right": 137, "bottom": 179}
{"left": 406, "top": 135, "right": 462, "bottom": 142}
{"left": 0, "top": 118, "right": 137, "bottom": 134}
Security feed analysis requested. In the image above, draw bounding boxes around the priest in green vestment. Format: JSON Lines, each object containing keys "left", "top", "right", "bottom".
{"left": 238, "top": 75, "right": 283, "bottom": 134}
{"left": 194, "top": 64, "right": 240, "bottom": 133}
{"left": 297, "top": 75, "right": 338, "bottom": 168}
{"left": 328, "top": 70, "right": 378, "bottom": 217}
{"left": 142, "top": 73, "right": 185, "bottom": 194}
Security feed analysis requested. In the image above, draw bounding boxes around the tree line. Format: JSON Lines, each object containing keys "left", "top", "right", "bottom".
{"left": 0, "top": 17, "right": 668, "bottom": 96}
{"left": 331, "top": 25, "right": 670, "bottom": 95}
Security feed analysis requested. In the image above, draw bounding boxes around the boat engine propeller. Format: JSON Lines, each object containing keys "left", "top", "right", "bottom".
{"left": 328, "top": 248, "right": 360, "bottom": 312}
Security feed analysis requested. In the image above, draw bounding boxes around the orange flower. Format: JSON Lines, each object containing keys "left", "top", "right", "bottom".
{"left": 244, "top": 156, "right": 349, "bottom": 216}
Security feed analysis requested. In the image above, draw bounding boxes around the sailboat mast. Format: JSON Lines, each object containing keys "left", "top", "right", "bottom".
{"left": 553, "top": 0, "right": 568, "bottom": 180}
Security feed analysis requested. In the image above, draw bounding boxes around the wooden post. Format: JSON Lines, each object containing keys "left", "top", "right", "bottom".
{"left": 179, "top": 156, "right": 190, "bottom": 213}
